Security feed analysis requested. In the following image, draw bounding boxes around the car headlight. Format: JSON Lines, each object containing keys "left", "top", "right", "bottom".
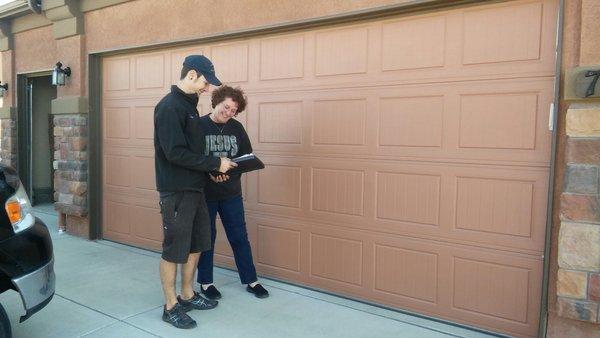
{"left": 5, "top": 181, "right": 34, "bottom": 233}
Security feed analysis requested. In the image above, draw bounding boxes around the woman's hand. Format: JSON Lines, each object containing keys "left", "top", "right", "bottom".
{"left": 209, "top": 173, "right": 230, "bottom": 183}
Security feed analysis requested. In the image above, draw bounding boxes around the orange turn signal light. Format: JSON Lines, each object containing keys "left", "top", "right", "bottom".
{"left": 5, "top": 200, "right": 22, "bottom": 224}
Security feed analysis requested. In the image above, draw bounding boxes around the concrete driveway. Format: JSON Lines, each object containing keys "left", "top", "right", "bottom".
{"left": 0, "top": 205, "right": 499, "bottom": 338}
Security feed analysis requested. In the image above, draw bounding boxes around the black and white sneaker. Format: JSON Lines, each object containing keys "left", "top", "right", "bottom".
{"left": 201, "top": 285, "right": 222, "bottom": 300}
{"left": 246, "top": 283, "right": 269, "bottom": 299}
{"left": 178, "top": 291, "right": 218, "bottom": 311}
{"left": 162, "top": 303, "right": 197, "bottom": 329}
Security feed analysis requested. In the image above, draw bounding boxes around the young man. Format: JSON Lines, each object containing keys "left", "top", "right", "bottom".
{"left": 196, "top": 86, "right": 269, "bottom": 300}
{"left": 154, "top": 55, "right": 237, "bottom": 329}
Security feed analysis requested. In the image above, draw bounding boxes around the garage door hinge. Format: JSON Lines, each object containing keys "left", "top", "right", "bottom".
{"left": 548, "top": 103, "right": 556, "bottom": 131}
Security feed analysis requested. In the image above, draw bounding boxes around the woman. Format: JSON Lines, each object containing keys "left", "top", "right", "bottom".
{"left": 196, "top": 85, "right": 269, "bottom": 300}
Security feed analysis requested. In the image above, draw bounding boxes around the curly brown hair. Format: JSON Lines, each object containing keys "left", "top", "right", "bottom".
{"left": 211, "top": 85, "right": 247, "bottom": 115}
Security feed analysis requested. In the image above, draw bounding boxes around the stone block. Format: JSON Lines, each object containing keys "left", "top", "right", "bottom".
{"left": 71, "top": 171, "right": 87, "bottom": 181}
{"left": 566, "top": 107, "right": 600, "bottom": 137}
{"left": 564, "top": 165, "right": 599, "bottom": 194}
{"left": 590, "top": 274, "right": 600, "bottom": 302}
{"left": 557, "top": 297, "right": 598, "bottom": 323}
{"left": 558, "top": 269, "right": 588, "bottom": 299}
{"left": 566, "top": 138, "right": 600, "bottom": 165}
{"left": 65, "top": 214, "right": 89, "bottom": 239}
{"left": 58, "top": 193, "right": 73, "bottom": 205}
{"left": 72, "top": 195, "right": 87, "bottom": 207}
{"left": 73, "top": 116, "right": 87, "bottom": 126}
{"left": 70, "top": 138, "right": 87, "bottom": 151}
{"left": 558, "top": 222, "right": 600, "bottom": 271}
{"left": 560, "top": 194, "right": 600, "bottom": 223}
{"left": 69, "top": 181, "right": 87, "bottom": 195}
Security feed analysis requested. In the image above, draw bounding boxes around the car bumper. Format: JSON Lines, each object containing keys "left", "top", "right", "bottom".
{"left": 11, "top": 256, "right": 55, "bottom": 322}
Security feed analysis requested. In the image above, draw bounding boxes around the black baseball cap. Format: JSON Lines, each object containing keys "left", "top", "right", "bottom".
{"left": 183, "top": 55, "right": 222, "bottom": 86}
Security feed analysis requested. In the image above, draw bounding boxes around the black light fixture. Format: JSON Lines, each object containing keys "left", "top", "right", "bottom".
{"left": 52, "top": 62, "right": 71, "bottom": 86}
{"left": 0, "top": 82, "right": 7, "bottom": 98}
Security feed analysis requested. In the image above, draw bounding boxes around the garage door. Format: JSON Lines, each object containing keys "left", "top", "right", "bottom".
{"left": 101, "top": 0, "right": 558, "bottom": 336}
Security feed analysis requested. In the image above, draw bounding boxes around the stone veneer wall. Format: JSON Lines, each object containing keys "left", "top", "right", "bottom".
{"left": 52, "top": 113, "right": 88, "bottom": 236}
{"left": 556, "top": 104, "right": 600, "bottom": 323}
{"left": 0, "top": 116, "right": 16, "bottom": 167}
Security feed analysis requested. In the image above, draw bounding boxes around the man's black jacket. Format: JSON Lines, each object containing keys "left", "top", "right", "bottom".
{"left": 154, "top": 85, "right": 220, "bottom": 192}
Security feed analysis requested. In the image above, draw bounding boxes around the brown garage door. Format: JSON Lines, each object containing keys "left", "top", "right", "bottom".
{"left": 101, "top": 0, "right": 558, "bottom": 336}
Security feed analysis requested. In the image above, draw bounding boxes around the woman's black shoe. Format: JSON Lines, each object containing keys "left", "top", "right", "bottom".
{"left": 201, "top": 285, "right": 222, "bottom": 300}
{"left": 246, "top": 283, "right": 269, "bottom": 299}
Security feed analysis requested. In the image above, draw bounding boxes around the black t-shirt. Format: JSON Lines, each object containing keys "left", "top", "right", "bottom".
{"left": 200, "top": 114, "right": 252, "bottom": 202}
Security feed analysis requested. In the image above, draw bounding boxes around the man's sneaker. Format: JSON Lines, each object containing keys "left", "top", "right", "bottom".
{"left": 162, "top": 303, "right": 197, "bottom": 329}
{"left": 201, "top": 285, "right": 222, "bottom": 300}
{"left": 246, "top": 283, "right": 269, "bottom": 299}
{"left": 178, "top": 291, "right": 218, "bottom": 311}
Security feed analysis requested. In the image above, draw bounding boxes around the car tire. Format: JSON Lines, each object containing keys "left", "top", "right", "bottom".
{"left": 0, "top": 303, "right": 11, "bottom": 338}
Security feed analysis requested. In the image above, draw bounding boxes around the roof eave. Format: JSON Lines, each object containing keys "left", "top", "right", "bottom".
{"left": 0, "top": 1, "right": 32, "bottom": 20}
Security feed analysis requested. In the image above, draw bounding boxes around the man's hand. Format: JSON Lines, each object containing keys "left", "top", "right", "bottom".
{"left": 219, "top": 157, "right": 237, "bottom": 173}
{"left": 209, "top": 173, "right": 230, "bottom": 183}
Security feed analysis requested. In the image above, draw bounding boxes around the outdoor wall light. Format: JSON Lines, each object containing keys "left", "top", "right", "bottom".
{"left": 52, "top": 62, "right": 71, "bottom": 86}
{"left": 0, "top": 82, "right": 7, "bottom": 98}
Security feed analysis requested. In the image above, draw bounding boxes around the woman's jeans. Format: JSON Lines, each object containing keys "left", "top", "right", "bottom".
{"left": 197, "top": 195, "right": 258, "bottom": 285}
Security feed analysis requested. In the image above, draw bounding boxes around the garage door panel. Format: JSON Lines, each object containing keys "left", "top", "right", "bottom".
{"left": 462, "top": 2, "right": 542, "bottom": 65}
{"left": 257, "top": 224, "right": 301, "bottom": 273}
{"left": 134, "top": 53, "right": 167, "bottom": 90}
{"left": 310, "top": 234, "right": 363, "bottom": 286}
{"left": 257, "top": 100, "right": 303, "bottom": 145}
{"left": 453, "top": 257, "right": 530, "bottom": 323}
{"left": 315, "top": 26, "right": 369, "bottom": 77}
{"left": 379, "top": 95, "right": 444, "bottom": 148}
{"left": 133, "top": 105, "right": 155, "bottom": 140}
{"left": 131, "top": 155, "right": 155, "bottom": 191}
{"left": 448, "top": 165, "right": 548, "bottom": 251}
{"left": 449, "top": 250, "right": 542, "bottom": 337}
{"left": 130, "top": 205, "right": 162, "bottom": 243}
{"left": 376, "top": 171, "right": 441, "bottom": 226}
{"left": 455, "top": 177, "right": 534, "bottom": 237}
{"left": 311, "top": 168, "right": 365, "bottom": 217}
{"left": 104, "top": 154, "right": 131, "bottom": 188}
{"left": 103, "top": 57, "right": 131, "bottom": 93}
{"left": 247, "top": 216, "right": 309, "bottom": 282}
{"left": 257, "top": 164, "right": 302, "bottom": 209}
{"left": 312, "top": 99, "right": 367, "bottom": 146}
{"left": 259, "top": 34, "right": 305, "bottom": 81}
{"left": 104, "top": 200, "right": 131, "bottom": 235}
{"left": 381, "top": 15, "right": 446, "bottom": 71}
{"left": 210, "top": 42, "right": 250, "bottom": 84}
{"left": 374, "top": 244, "right": 439, "bottom": 304}
{"left": 459, "top": 92, "right": 538, "bottom": 150}
{"left": 104, "top": 106, "right": 131, "bottom": 140}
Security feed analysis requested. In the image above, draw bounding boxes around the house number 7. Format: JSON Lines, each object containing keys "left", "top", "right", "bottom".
{"left": 585, "top": 70, "right": 600, "bottom": 97}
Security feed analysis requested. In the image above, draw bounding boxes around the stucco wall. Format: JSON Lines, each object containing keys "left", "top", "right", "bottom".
{"left": 13, "top": 25, "right": 57, "bottom": 74}
{"left": 83, "top": 0, "right": 413, "bottom": 53}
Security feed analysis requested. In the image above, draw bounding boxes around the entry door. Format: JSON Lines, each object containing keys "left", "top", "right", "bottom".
{"left": 17, "top": 75, "right": 56, "bottom": 204}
